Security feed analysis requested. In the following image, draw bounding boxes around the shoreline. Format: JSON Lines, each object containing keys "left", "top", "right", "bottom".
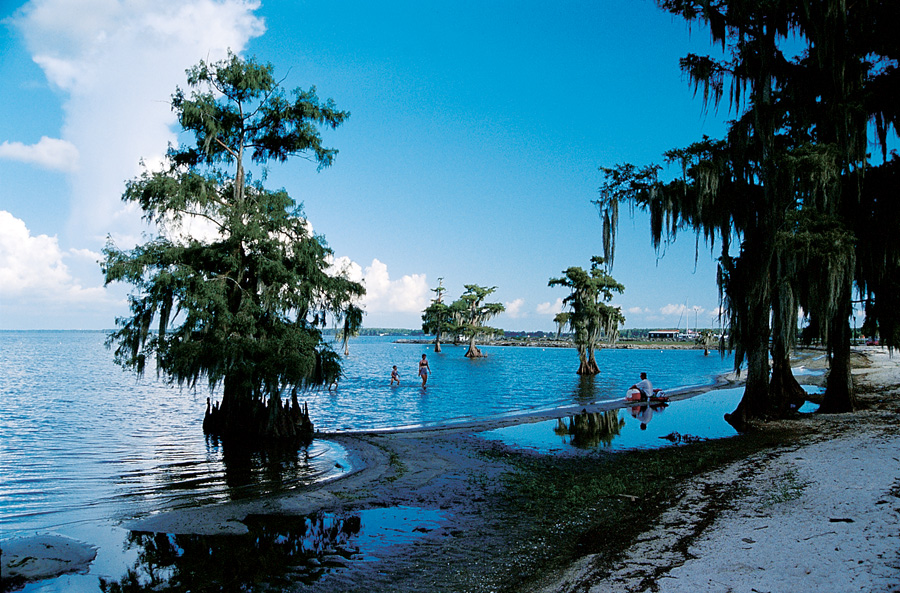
{"left": 395, "top": 337, "right": 714, "bottom": 350}
{"left": 529, "top": 345, "right": 900, "bottom": 592}
{"left": 4, "top": 347, "right": 894, "bottom": 591}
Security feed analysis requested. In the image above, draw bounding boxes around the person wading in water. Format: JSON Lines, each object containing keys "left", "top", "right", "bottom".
{"left": 418, "top": 353, "right": 432, "bottom": 387}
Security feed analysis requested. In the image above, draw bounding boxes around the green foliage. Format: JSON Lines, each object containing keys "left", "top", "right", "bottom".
{"left": 549, "top": 257, "right": 624, "bottom": 374}
{"left": 447, "top": 284, "right": 505, "bottom": 357}
{"left": 422, "top": 300, "right": 451, "bottom": 334}
{"left": 594, "top": 1, "right": 899, "bottom": 419}
{"left": 553, "top": 311, "right": 570, "bottom": 339}
{"left": 102, "top": 53, "right": 363, "bottom": 441}
{"left": 421, "top": 278, "right": 455, "bottom": 340}
{"left": 171, "top": 51, "right": 348, "bottom": 172}
{"left": 456, "top": 285, "right": 505, "bottom": 338}
{"left": 759, "top": 468, "right": 811, "bottom": 508}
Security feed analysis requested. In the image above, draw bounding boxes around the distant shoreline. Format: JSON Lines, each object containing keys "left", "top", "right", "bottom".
{"left": 394, "top": 338, "right": 709, "bottom": 350}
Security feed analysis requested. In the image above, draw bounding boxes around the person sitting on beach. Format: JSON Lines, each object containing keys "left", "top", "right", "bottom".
{"left": 418, "top": 353, "right": 431, "bottom": 387}
{"left": 630, "top": 372, "right": 653, "bottom": 401}
{"left": 390, "top": 365, "right": 400, "bottom": 386}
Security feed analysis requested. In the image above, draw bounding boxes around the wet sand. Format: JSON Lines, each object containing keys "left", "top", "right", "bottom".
{"left": 4, "top": 347, "right": 898, "bottom": 591}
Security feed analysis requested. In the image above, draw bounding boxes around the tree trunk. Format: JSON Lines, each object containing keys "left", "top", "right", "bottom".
{"left": 724, "top": 265, "right": 772, "bottom": 431}
{"left": 769, "top": 349, "right": 807, "bottom": 413}
{"left": 576, "top": 346, "right": 600, "bottom": 375}
{"left": 725, "top": 31, "right": 783, "bottom": 432}
{"left": 204, "top": 374, "right": 314, "bottom": 446}
{"left": 769, "top": 284, "right": 807, "bottom": 414}
{"left": 434, "top": 331, "right": 442, "bottom": 353}
{"left": 215, "top": 374, "right": 255, "bottom": 440}
{"left": 820, "top": 306, "right": 856, "bottom": 413}
{"left": 465, "top": 335, "right": 485, "bottom": 358}
{"left": 724, "top": 343, "right": 770, "bottom": 431}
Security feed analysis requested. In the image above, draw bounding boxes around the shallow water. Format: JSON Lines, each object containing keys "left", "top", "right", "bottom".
{"left": 1, "top": 333, "right": 734, "bottom": 535}
{"left": 0, "top": 331, "right": 350, "bottom": 539}
{"left": 478, "top": 382, "right": 824, "bottom": 453}
{"left": 0, "top": 331, "right": 735, "bottom": 591}
{"left": 309, "top": 338, "right": 735, "bottom": 431}
{"left": 477, "top": 388, "right": 742, "bottom": 453}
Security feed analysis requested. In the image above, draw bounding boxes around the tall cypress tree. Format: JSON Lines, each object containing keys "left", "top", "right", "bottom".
{"left": 102, "top": 53, "right": 364, "bottom": 446}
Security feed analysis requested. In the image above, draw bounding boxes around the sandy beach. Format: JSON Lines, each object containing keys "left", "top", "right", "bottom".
{"left": 530, "top": 346, "right": 900, "bottom": 593}
{"left": 4, "top": 346, "right": 899, "bottom": 592}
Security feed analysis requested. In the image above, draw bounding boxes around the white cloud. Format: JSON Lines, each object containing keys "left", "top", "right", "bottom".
{"left": 504, "top": 298, "right": 525, "bottom": 318}
{"left": 13, "top": 0, "right": 266, "bottom": 242}
{"left": 0, "top": 210, "right": 106, "bottom": 303}
{"left": 331, "top": 256, "right": 430, "bottom": 315}
{"left": 627, "top": 306, "right": 648, "bottom": 315}
{"left": 0, "top": 136, "right": 79, "bottom": 171}
{"left": 660, "top": 303, "right": 688, "bottom": 316}
{"left": 535, "top": 298, "right": 564, "bottom": 315}
{"left": 68, "top": 247, "right": 103, "bottom": 262}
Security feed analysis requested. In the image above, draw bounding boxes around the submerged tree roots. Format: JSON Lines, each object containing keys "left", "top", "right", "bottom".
{"left": 203, "top": 393, "right": 314, "bottom": 446}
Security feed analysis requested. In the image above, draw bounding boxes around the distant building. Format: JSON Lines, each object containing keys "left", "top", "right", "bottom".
{"left": 648, "top": 329, "right": 680, "bottom": 340}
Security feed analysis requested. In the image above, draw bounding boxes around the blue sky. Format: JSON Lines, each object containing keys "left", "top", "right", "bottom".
{"left": 0, "top": 0, "right": 733, "bottom": 331}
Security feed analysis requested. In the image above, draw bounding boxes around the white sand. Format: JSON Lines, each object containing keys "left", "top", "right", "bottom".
{"left": 534, "top": 347, "right": 900, "bottom": 593}
{"left": 1, "top": 534, "right": 97, "bottom": 581}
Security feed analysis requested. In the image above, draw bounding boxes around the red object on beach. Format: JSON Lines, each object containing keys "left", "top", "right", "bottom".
{"left": 625, "top": 388, "right": 642, "bottom": 402}
{"left": 626, "top": 387, "right": 668, "bottom": 403}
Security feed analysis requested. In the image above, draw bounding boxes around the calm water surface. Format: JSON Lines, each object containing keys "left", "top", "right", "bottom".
{"left": 312, "top": 337, "right": 735, "bottom": 431}
{"left": 0, "top": 331, "right": 736, "bottom": 591}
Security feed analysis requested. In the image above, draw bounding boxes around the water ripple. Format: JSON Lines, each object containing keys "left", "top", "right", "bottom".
{"left": 0, "top": 332, "right": 731, "bottom": 537}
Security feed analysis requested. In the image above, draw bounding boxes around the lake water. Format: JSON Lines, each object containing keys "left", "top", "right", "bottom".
{"left": 307, "top": 337, "right": 736, "bottom": 431}
{"left": 0, "top": 331, "right": 738, "bottom": 591}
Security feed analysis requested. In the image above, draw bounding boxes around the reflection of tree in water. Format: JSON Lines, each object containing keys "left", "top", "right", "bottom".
{"left": 203, "top": 436, "right": 323, "bottom": 499}
{"left": 99, "top": 512, "right": 361, "bottom": 593}
{"left": 570, "top": 374, "right": 613, "bottom": 406}
{"left": 554, "top": 410, "right": 625, "bottom": 448}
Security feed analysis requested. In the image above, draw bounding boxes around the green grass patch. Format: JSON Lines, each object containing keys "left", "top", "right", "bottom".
{"left": 759, "top": 469, "right": 810, "bottom": 507}
{"left": 479, "top": 427, "right": 801, "bottom": 589}
{"left": 385, "top": 451, "right": 407, "bottom": 482}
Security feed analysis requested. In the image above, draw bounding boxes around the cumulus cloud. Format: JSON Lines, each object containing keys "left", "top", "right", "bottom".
{"left": 0, "top": 136, "right": 79, "bottom": 171}
{"left": 0, "top": 210, "right": 106, "bottom": 302}
{"left": 504, "top": 298, "right": 525, "bottom": 318}
{"left": 660, "top": 303, "right": 687, "bottom": 316}
{"left": 12, "top": 0, "right": 266, "bottom": 242}
{"left": 535, "top": 298, "right": 564, "bottom": 316}
{"left": 331, "top": 256, "right": 430, "bottom": 315}
{"left": 627, "top": 306, "right": 649, "bottom": 315}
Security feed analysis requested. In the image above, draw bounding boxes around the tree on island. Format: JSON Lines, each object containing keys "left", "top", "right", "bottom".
{"left": 421, "top": 278, "right": 452, "bottom": 352}
{"left": 456, "top": 285, "right": 505, "bottom": 358}
{"left": 549, "top": 257, "right": 624, "bottom": 375}
{"left": 101, "top": 53, "right": 364, "bottom": 447}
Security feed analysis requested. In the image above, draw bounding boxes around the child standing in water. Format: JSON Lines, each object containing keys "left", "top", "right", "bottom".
{"left": 390, "top": 365, "right": 400, "bottom": 386}
{"left": 418, "top": 353, "right": 431, "bottom": 387}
